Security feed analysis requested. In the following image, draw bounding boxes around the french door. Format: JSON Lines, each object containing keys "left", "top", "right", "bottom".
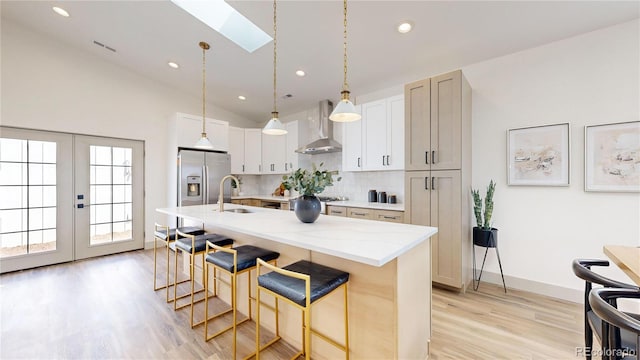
{"left": 0, "top": 128, "right": 144, "bottom": 273}
{"left": 74, "top": 135, "right": 144, "bottom": 260}
{"left": 0, "top": 128, "right": 74, "bottom": 273}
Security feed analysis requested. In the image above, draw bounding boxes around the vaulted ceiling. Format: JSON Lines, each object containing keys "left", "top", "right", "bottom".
{"left": 2, "top": 1, "right": 638, "bottom": 122}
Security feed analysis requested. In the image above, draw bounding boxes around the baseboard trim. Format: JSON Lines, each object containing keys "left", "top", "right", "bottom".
{"left": 474, "top": 270, "right": 582, "bottom": 303}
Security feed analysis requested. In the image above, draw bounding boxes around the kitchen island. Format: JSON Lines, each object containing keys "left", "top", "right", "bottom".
{"left": 157, "top": 204, "right": 437, "bottom": 359}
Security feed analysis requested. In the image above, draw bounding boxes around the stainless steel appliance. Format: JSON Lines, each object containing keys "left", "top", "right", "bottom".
{"left": 178, "top": 148, "right": 231, "bottom": 207}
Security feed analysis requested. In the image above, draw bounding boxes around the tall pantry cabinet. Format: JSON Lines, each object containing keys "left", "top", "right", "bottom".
{"left": 404, "top": 70, "right": 472, "bottom": 291}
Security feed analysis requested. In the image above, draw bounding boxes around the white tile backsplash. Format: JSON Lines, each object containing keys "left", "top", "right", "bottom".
{"left": 236, "top": 152, "right": 404, "bottom": 204}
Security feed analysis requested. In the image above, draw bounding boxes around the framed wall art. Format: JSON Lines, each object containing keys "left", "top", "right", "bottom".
{"left": 507, "top": 123, "right": 570, "bottom": 186}
{"left": 585, "top": 121, "right": 640, "bottom": 192}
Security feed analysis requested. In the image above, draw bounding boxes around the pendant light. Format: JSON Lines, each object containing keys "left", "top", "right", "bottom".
{"left": 329, "top": 0, "right": 361, "bottom": 122}
{"left": 194, "top": 41, "right": 215, "bottom": 149}
{"left": 262, "top": 0, "right": 287, "bottom": 135}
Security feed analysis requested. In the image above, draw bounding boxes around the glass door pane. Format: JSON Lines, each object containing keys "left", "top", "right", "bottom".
{"left": 89, "top": 146, "right": 133, "bottom": 245}
{"left": 0, "top": 139, "right": 57, "bottom": 258}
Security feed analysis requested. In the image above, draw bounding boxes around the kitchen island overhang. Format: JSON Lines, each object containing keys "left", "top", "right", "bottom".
{"left": 157, "top": 204, "right": 437, "bottom": 359}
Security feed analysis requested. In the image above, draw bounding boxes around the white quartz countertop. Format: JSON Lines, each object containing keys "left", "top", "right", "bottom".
{"left": 231, "top": 195, "right": 294, "bottom": 202}
{"left": 232, "top": 195, "right": 404, "bottom": 211}
{"left": 157, "top": 204, "right": 436, "bottom": 267}
{"left": 326, "top": 200, "right": 404, "bottom": 211}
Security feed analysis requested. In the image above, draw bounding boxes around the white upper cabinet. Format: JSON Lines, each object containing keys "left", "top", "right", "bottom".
{"left": 362, "top": 99, "right": 387, "bottom": 171}
{"left": 285, "top": 121, "right": 299, "bottom": 173}
{"left": 244, "top": 129, "right": 262, "bottom": 174}
{"left": 342, "top": 95, "right": 404, "bottom": 172}
{"left": 228, "top": 126, "right": 245, "bottom": 174}
{"left": 386, "top": 95, "right": 405, "bottom": 170}
{"left": 342, "top": 105, "right": 363, "bottom": 172}
{"left": 174, "top": 112, "right": 229, "bottom": 151}
{"left": 262, "top": 132, "right": 286, "bottom": 174}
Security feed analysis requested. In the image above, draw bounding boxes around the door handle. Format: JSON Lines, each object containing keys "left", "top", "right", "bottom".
{"left": 386, "top": 155, "right": 390, "bottom": 166}
{"left": 425, "top": 177, "right": 429, "bottom": 190}
{"left": 357, "top": 157, "right": 361, "bottom": 168}
{"left": 285, "top": 163, "right": 288, "bottom": 171}
{"left": 382, "top": 156, "right": 385, "bottom": 166}
{"left": 77, "top": 204, "right": 84, "bottom": 209}
{"left": 432, "top": 150, "right": 436, "bottom": 165}
{"left": 432, "top": 177, "right": 436, "bottom": 190}
{"left": 425, "top": 151, "right": 429, "bottom": 165}
{"left": 242, "top": 164, "right": 245, "bottom": 173}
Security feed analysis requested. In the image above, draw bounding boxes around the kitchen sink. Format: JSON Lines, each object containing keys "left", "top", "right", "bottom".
{"left": 224, "top": 208, "right": 252, "bottom": 213}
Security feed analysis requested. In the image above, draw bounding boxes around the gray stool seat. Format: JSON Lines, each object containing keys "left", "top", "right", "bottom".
{"left": 172, "top": 233, "right": 233, "bottom": 254}
{"left": 205, "top": 245, "right": 279, "bottom": 273}
{"left": 258, "top": 260, "right": 350, "bottom": 307}
{"left": 154, "top": 226, "right": 204, "bottom": 241}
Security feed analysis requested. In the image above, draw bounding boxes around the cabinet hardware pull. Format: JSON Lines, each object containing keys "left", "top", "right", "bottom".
{"left": 285, "top": 163, "right": 288, "bottom": 171}
{"left": 432, "top": 177, "right": 436, "bottom": 190}
{"left": 425, "top": 151, "right": 429, "bottom": 164}
{"left": 432, "top": 150, "right": 436, "bottom": 164}
{"left": 383, "top": 216, "right": 397, "bottom": 220}
{"left": 357, "top": 157, "right": 361, "bottom": 168}
{"left": 259, "top": 165, "right": 261, "bottom": 172}
{"left": 242, "top": 164, "right": 245, "bottom": 172}
{"left": 425, "top": 177, "right": 429, "bottom": 190}
{"left": 386, "top": 155, "right": 390, "bottom": 165}
{"left": 382, "top": 155, "right": 386, "bottom": 166}
{"left": 353, "top": 212, "right": 366, "bottom": 216}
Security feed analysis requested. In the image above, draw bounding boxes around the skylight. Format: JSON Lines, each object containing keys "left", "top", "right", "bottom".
{"left": 171, "top": 0, "right": 272, "bottom": 53}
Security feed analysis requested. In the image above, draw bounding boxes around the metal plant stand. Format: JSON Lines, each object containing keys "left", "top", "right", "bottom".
{"left": 472, "top": 231, "right": 507, "bottom": 293}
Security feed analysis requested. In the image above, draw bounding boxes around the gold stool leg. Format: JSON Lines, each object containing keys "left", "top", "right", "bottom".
{"left": 344, "top": 283, "right": 349, "bottom": 359}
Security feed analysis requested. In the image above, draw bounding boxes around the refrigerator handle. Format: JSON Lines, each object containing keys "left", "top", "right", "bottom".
{"left": 203, "top": 165, "right": 208, "bottom": 205}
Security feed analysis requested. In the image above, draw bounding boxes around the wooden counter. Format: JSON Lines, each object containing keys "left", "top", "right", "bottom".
{"left": 604, "top": 245, "right": 640, "bottom": 285}
{"left": 157, "top": 204, "right": 437, "bottom": 359}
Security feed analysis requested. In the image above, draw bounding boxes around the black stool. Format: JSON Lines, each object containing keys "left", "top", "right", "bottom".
{"left": 256, "top": 259, "right": 350, "bottom": 360}
{"left": 173, "top": 230, "right": 233, "bottom": 328}
{"left": 204, "top": 244, "right": 280, "bottom": 360}
{"left": 153, "top": 223, "right": 204, "bottom": 302}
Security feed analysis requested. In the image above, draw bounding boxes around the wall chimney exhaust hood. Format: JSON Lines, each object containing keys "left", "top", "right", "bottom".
{"left": 296, "top": 100, "right": 342, "bottom": 154}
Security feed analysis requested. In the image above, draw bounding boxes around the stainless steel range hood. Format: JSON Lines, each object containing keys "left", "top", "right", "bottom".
{"left": 296, "top": 100, "right": 342, "bottom": 154}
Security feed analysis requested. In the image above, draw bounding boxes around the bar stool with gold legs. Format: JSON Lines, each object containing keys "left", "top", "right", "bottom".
{"left": 153, "top": 223, "right": 204, "bottom": 300}
{"left": 204, "top": 243, "right": 280, "bottom": 360}
{"left": 174, "top": 229, "right": 234, "bottom": 328}
{"left": 255, "top": 259, "right": 350, "bottom": 360}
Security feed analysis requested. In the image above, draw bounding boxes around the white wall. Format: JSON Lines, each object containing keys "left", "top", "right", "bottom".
{"left": 462, "top": 19, "right": 639, "bottom": 297}
{"left": 0, "top": 20, "right": 254, "bottom": 246}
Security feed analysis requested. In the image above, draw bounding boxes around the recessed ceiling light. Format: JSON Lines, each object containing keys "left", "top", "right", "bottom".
{"left": 295, "top": 70, "right": 306, "bottom": 77}
{"left": 397, "top": 22, "right": 413, "bottom": 34}
{"left": 52, "top": 6, "right": 70, "bottom": 17}
{"left": 168, "top": 62, "right": 179, "bottom": 69}
{"left": 238, "top": 95, "right": 246, "bottom": 100}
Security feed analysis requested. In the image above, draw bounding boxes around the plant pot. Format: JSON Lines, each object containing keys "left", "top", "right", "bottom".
{"left": 294, "top": 195, "right": 321, "bottom": 223}
{"left": 473, "top": 227, "right": 498, "bottom": 248}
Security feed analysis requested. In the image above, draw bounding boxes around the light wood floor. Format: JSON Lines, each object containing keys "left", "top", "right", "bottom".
{"left": 1, "top": 249, "right": 587, "bottom": 359}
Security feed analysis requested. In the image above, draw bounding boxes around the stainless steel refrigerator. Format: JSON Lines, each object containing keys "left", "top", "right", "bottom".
{"left": 178, "top": 149, "right": 231, "bottom": 207}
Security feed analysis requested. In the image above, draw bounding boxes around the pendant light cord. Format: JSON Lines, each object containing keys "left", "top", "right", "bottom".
{"left": 202, "top": 43, "right": 206, "bottom": 135}
{"left": 342, "top": 0, "right": 348, "bottom": 91}
{"left": 273, "top": 0, "right": 278, "bottom": 114}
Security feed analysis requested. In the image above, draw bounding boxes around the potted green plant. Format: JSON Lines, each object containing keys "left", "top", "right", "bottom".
{"left": 282, "top": 162, "right": 341, "bottom": 223}
{"left": 471, "top": 180, "right": 497, "bottom": 248}
{"left": 230, "top": 176, "right": 242, "bottom": 196}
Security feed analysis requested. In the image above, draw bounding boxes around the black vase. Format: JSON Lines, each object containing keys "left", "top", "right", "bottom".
{"left": 294, "top": 195, "right": 321, "bottom": 223}
{"left": 473, "top": 227, "right": 498, "bottom": 248}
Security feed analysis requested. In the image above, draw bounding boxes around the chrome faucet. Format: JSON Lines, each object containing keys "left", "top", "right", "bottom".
{"left": 219, "top": 175, "right": 240, "bottom": 212}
